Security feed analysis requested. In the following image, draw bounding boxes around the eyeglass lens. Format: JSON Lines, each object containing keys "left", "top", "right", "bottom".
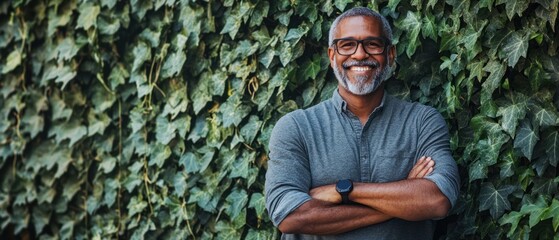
{"left": 336, "top": 38, "right": 386, "bottom": 55}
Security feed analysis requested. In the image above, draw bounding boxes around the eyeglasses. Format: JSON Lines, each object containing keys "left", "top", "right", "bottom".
{"left": 332, "top": 37, "right": 389, "bottom": 56}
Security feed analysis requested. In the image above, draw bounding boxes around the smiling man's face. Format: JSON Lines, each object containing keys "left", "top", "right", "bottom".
{"left": 328, "top": 16, "right": 394, "bottom": 95}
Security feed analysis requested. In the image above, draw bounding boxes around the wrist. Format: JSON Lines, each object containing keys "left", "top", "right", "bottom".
{"left": 336, "top": 179, "right": 353, "bottom": 204}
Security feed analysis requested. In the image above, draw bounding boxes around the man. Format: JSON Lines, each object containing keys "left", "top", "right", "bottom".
{"left": 265, "top": 7, "right": 460, "bottom": 239}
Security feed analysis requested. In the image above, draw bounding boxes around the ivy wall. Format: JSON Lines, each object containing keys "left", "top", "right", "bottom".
{"left": 0, "top": 0, "right": 558, "bottom": 239}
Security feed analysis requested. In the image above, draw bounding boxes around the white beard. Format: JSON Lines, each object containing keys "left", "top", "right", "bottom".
{"left": 333, "top": 58, "right": 393, "bottom": 95}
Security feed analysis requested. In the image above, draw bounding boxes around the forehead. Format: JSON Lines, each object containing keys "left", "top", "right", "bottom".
{"left": 335, "top": 15, "right": 384, "bottom": 39}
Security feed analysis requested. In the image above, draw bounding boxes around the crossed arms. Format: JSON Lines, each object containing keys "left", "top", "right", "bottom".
{"left": 277, "top": 156, "right": 451, "bottom": 235}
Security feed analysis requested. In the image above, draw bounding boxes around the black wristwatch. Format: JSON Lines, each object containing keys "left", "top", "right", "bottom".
{"left": 336, "top": 179, "right": 353, "bottom": 204}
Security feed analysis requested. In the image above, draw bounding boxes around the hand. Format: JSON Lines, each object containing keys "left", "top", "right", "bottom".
{"left": 310, "top": 184, "right": 341, "bottom": 204}
{"left": 407, "top": 156, "right": 434, "bottom": 179}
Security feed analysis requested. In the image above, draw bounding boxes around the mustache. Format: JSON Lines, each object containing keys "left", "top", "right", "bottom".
{"left": 342, "top": 60, "right": 380, "bottom": 69}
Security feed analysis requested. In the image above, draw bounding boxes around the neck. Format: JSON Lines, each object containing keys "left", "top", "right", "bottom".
{"left": 338, "top": 84, "right": 384, "bottom": 125}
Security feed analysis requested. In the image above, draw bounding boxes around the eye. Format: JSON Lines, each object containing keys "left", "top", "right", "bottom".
{"left": 338, "top": 40, "right": 357, "bottom": 49}
{"left": 365, "top": 40, "right": 383, "bottom": 48}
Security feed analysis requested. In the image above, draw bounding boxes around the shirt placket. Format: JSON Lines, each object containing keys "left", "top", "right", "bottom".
{"left": 345, "top": 111, "right": 370, "bottom": 183}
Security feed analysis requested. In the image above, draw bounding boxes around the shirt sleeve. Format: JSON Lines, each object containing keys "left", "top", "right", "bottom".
{"left": 265, "top": 113, "right": 313, "bottom": 227}
{"left": 417, "top": 107, "right": 461, "bottom": 209}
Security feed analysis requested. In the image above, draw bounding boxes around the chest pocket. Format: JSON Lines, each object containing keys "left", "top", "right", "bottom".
{"left": 372, "top": 150, "right": 415, "bottom": 183}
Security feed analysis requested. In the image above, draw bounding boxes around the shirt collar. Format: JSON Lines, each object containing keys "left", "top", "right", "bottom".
{"left": 331, "top": 88, "right": 388, "bottom": 114}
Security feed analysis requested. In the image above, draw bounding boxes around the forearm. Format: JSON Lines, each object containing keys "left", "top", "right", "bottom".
{"left": 350, "top": 179, "right": 450, "bottom": 221}
{"left": 279, "top": 199, "right": 391, "bottom": 235}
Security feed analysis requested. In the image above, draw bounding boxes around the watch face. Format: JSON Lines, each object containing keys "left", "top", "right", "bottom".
{"left": 336, "top": 179, "right": 352, "bottom": 192}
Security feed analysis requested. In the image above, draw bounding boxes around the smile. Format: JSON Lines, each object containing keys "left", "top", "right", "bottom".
{"left": 350, "top": 66, "right": 373, "bottom": 72}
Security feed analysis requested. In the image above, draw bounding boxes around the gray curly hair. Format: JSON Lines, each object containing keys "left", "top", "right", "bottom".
{"left": 328, "top": 7, "right": 393, "bottom": 47}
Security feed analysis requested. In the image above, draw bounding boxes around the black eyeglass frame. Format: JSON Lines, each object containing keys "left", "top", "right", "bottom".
{"left": 331, "top": 37, "right": 391, "bottom": 56}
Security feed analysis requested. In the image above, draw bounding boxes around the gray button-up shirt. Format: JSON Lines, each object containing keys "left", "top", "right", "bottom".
{"left": 265, "top": 90, "right": 460, "bottom": 240}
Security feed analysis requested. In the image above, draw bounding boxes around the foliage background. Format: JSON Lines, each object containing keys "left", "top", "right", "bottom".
{"left": 1, "top": 0, "right": 558, "bottom": 239}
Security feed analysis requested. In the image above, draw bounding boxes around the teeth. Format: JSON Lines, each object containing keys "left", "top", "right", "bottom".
{"left": 351, "top": 66, "right": 372, "bottom": 72}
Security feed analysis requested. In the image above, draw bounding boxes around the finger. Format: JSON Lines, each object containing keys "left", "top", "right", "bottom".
{"left": 408, "top": 156, "right": 427, "bottom": 178}
{"left": 408, "top": 157, "right": 422, "bottom": 178}
{"left": 416, "top": 159, "right": 434, "bottom": 178}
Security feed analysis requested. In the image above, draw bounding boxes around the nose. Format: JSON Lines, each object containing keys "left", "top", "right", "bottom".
{"left": 351, "top": 42, "right": 369, "bottom": 59}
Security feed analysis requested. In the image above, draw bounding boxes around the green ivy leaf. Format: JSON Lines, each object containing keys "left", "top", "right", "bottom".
{"left": 499, "top": 152, "right": 515, "bottom": 178}
{"left": 301, "top": 54, "right": 322, "bottom": 81}
{"left": 62, "top": 177, "right": 83, "bottom": 200}
{"left": 476, "top": 133, "right": 509, "bottom": 167}
{"left": 103, "top": 178, "right": 119, "bottom": 208}
{"left": 532, "top": 105, "right": 559, "bottom": 128}
{"left": 219, "top": 95, "right": 251, "bottom": 128}
{"left": 59, "top": 220, "right": 75, "bottom": 240}
{"left": 156, "top": 115, "right": 176, "bottom": 145}
{"left": 541, "top": 198, "right": 559, "bottom": 231}
{"left": 502, "top": 31, "right": 529, "bottom": 67}
{"left": 481, "top": 60, "right": 506, "bottom": 105}
{"left": 2, "top": 49, "right": 21, "bottom": 73}
{"left": 513, "top": 120, "right": 538, "bottom": 160}
{"left": 161, "top": 51, "right": 187, "bottom": 78}
{"left": 215, "top": 220, "right": 242, "bottom": 240}
{"left": 240, "top": 115, "right": 262, "bottom": 144}
{"left": 519, "top": 195, "right": 548, "bottom": 227}
{"left": 245, "top": 229, "right": 274, "bottom": 240}
{"left": 37, "top": 186, "right": 56, "bottom": 204}
{"left": 130, "top": 0, "right": 153, "bottom": 19}
{"left": 162, "top": 87, "right": 189, "bottom": 119}
{"left": 224, "top": 188, "right": 248, "bottom": 219}
{"left": 334, "top": 0, "right": 352, "bottom": 11}
{"left": 447, "top": 0, "right": 470, "bottom": 13}
{"left": 543, "top": 130, "right": 559, "bottom": 166}
{"left": 149, "top": 143, "right": 172, "bottom": 168}
{"left": 497, "top": 95, "right": 528, "bottom": 136}
{"left": 258, "top": 48, "right": 275, "bottom": 68}
{"left": 132, "top": 41, "right": 151, "bottom": 72}
{"left": 55, "top": 38, "right": 80, "bottom": 61}
{"left": 250, "top": 1, "right": 270, "bottom": 27}
{"left": 99, "top": 156, "right": 117, "bottom": 174}
{"left": 49, "top": 119, "right": 87, "bottom": 147}
{"left": 479, "top": 0, "right": 495, "bottom": 11}
{"left": 249, "top": 192, "right": 266, "bottom": 218}
{"left": 187, "top": 115, "right": 209, "bottom": 143}
{"left": 497, "top": 0, "right": 529, "bottom": 20}
{"left": 180, "top": 148, "right": 214, "bottom": 173}
{"left": 419, "top": 73, "right": 442, "bottom": 97}
{"left": 191, "top": 80, "right": 212, "bottom": 114}
{"left": 22, "top": 109, "right": 44, "bottom": 138}
{"left": 532, "top": 178, "right": 558, "bottom": 196}
{"left": 279, "top": 41, "right": 293, "bottom": 67}
{"left": 42, "top": 64, "right": 77, "bottom": 90}
{"left": 173, "top": 172, "right": 187, "bottom": 196}
{"left": 284, "top": 24, "right": 310, "bottom": 44}
{"left": 87, "top": 111, "right": 111, "bottom": 136}
{"left": 76, "top": 2, "right": 100, "bottom": 30}
{"left": 443, "top": 82, "right": 460, "bottom": 113}
{"left": 210, "top": 71, "right": 227, "bottom": 97}
{"left": 421, "top": 13, "right": 437, "bottom": 40}
{"left": 518, "top": 167, "right": 535, "bottom": 191}
{"left": 188, "top": 187, "right": 216, "bottom": 212}
{"left": 479, "top": 183, "right": 516, "bottom": 219}
{"left": 221, "top": 9, "right": 242, "bottom": 39}
{"left": 499, "top": 211, "right": 523, "bottom": 237}
{"left": 397, "top": 11, "right": 422, "bottom": 57}
{"left": 32, "top": 204, "right": 51, "bottom": 234}
{"left": 303, "top": 85, "right": 318, "bottom": 107}
{"left": 127, "top": 196, "right": 148, "bottom": 216}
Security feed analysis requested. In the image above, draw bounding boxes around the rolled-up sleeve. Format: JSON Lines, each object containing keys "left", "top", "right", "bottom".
{"left": 417, "top": 107, "right": 460, "bottom": 209}
{"left": 265, "top": 113, "right": 313, "bottom": 226}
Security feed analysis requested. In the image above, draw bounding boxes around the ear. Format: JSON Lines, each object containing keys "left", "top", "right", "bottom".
{"left": 387, "top": 45, "right": 396, "bottom": 66}
{"left": 328, "top": 47, "right": 335, "bottom": 68}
